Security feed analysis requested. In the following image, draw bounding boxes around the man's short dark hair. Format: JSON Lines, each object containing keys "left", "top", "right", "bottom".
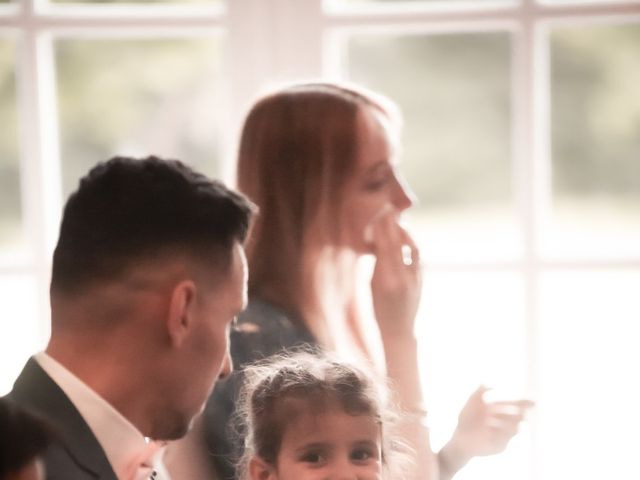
{"left": 0, "top": 398, "right": 56, "bottom": 475}
{"left": 50, "top": 156, "right": 256, "bottom": 295}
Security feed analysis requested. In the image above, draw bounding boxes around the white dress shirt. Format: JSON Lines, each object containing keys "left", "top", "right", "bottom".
{"left": 35, "top": 352, "right": 170, "bottom": 480}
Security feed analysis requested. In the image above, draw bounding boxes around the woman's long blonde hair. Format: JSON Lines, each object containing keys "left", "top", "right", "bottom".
{"left": 237, "top": 82, "right": 399, "bottom": 328}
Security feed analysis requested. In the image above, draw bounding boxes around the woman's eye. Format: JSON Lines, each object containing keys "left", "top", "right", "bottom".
{"left": 363, "top": 176, "right": 390, "bottom": 191}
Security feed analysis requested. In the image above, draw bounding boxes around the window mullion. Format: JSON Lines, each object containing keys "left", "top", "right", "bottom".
{"left": 271, "top": 0, "right": 324, "bottom": 80}
{"left": 16, "top": 24, "right": 58, "bottom": 343}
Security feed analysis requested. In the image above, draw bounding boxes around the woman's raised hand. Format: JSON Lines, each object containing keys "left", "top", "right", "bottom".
{"left": 369, "top": 205, "right": 422, "bottom": 339}
{"left": 438, "top": 386, "right": 534, "bottom": 478}
{"left": 369, "top": 207, "right": 439, "bottom": 480}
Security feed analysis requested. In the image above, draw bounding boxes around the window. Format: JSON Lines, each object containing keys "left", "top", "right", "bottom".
{"left": 0, "top": 35, "right": 22, "bottom": 259}
{"left": 1, "top": 1, "right": 639, "bottom": 478}
{"left": 55, "top": 35, "right": 225, "bottom": 196}
{"left": 0, "top": 0, "right": 229, "bottom": 393}
{"left": 325, "top": 2, "right": 640, "bottom": 478}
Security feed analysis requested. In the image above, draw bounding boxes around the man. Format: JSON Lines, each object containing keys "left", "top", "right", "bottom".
{"left": 6, "top": 156, "right": 255, "bottom": 480}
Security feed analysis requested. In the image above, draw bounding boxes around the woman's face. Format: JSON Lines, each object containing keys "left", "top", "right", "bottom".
{"left": 340, "top": 106, "right": 415, "bottom": 254}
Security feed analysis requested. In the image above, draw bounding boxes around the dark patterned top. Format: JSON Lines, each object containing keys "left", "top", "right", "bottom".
{"left": 202, "top": 297, "right": 316, "bottom": 480}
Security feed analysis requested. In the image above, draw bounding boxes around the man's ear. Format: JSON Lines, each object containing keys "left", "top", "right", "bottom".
{"left": 166, "top": 279, "right": 197, "bottom": 348}
{"left": 249, "top": 457, "right": 276, "bottom": 480}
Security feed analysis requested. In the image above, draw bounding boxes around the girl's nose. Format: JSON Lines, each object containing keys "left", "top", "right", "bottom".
{"left": 330, "top": 457, "right": 360, "bottom": 480}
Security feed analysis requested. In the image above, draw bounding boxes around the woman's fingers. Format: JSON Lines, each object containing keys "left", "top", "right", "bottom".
{"left": 486, "top": 412, "right": 526, "bottom": 430}
{"left": 491, "top": 399, "right": 535, "bottom": 409}
{"left": 370, "top": 207, "right": 423, "bottom": 337}
{"left": 370, "top": 205, "right": 420, "bottom": 268}
{"left": 397, "top": 222, "right": 420, "bottom": 268}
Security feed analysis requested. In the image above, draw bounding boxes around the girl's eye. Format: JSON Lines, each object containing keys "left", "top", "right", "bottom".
{"left": 300, "top": 452, "right": 325, "bottom": 464}
{"left": 350, "top": 448, "right": 376, "bottom": 463}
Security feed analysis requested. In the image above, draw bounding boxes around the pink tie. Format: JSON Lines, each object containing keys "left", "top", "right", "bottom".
{"left": 123, "top": 440, "right": 166, "bottom": 480}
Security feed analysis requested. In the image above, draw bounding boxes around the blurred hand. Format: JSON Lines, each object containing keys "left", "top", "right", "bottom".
{"left": 439, "top": 385, "right": 534, "bottom": 476}
{"left": 370, "top": 206, "right": 422, "bottom": 339}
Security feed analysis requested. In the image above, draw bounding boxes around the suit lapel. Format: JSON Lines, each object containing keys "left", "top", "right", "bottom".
{"left": 7, "top": 358, "right": 118, "bottom": 480}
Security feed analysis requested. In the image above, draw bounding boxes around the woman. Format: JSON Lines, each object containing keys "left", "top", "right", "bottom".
{"left": 172, "top": 82, "right": 529, "bottom": 480}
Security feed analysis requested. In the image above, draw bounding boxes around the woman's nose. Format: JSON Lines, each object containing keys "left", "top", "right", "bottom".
{"left": 392, "top": 173, "right": 416, "bottom": 212}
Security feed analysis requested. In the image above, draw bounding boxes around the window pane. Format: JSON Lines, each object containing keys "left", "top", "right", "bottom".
{"left": 541, "top": 0, "right": 627, "bottom": 4}
{"left": 547, "top": 23, "right": 640, "bottom": 259}
{"left": 332, "top": 0, "right": 509, "bottom": 5}
{"left": 52, "top": 0, "right": 218, "bottom": 5}
{"left": 333, "top": 0, "right": 513, "bottom": 5}
{"left": 55, "top": 36, "right": 226, "bottom": 198}
{"left": 0, "top": 38, "right": 24, "bottom": 257}
{"left": 539, "top": 270, "right": 640, "bottom": 479}
{"left": 346, "top": 32, "right": 516, "bottom": 262}
{"left": 417, "top": 271, "right": 532, "bottom": 480}
{"left": 0, "top": 275, "right": 44, "bottom": 395}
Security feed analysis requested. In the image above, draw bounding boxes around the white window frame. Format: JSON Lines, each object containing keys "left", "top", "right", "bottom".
{"left": 1, "top": 0, "right": 640, "bottom": 475}
{"left": 315, "top": 1, "right": 640, "bottom": 475}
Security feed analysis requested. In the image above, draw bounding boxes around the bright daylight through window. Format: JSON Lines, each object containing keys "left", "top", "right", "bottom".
{"left": 1, "top": 1, "right": 639, "bottom": 479}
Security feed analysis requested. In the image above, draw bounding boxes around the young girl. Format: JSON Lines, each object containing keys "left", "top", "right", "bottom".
{"left": 235, "top": 351, "right": 405, "bottom": 480}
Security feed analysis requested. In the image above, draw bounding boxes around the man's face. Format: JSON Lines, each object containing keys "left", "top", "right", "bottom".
{"left": 160, "top": 242, "right": 248, "bottom": 439}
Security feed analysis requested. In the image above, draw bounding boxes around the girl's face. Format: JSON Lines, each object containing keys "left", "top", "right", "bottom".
{"left": 339, "top": 106, "right": 415, "bottom": 254}
{"left": 265, "top": 408, "right": 383, "bottom": 480}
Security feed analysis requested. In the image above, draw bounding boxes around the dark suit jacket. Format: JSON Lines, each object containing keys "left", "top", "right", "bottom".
{"left": 5, "top": 358, "right": 118, "bottom": 480}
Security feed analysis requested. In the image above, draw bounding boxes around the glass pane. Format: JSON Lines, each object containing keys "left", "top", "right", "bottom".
{"left": 339, "top": 0, "right": 509, "bottom": 3}
{"left": 0, "top": 275, "right": 44, "bottom": 396}
{"left": 346, "top": 32, "right": 517, "bottom": 262}
{"left": 417, "top": 271, "right": 532, "bottom": 480}
{"left": 52, "top": 0, "right": 218, "bottom": 5}
{"left": 541, "top": 0, "right": 625, "bottom": 4}
{"left": 547, "top": 23, "right": 640, "bottom": 259}
{"left": 55, "top": 36, "right": 226, "bottom": 198}
{"left": 539, "top": 270, "right": 640, "bottom": 479}
{"left": 0, "top": 38, "right": 24, "bottom": 257}
{"left": 325, "top": 0, "right": 516, "bottom": 15}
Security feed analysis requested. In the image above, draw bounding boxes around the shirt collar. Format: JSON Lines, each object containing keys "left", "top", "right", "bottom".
{"left": 35, "top": 352, "right": 153, "bottom": 479}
